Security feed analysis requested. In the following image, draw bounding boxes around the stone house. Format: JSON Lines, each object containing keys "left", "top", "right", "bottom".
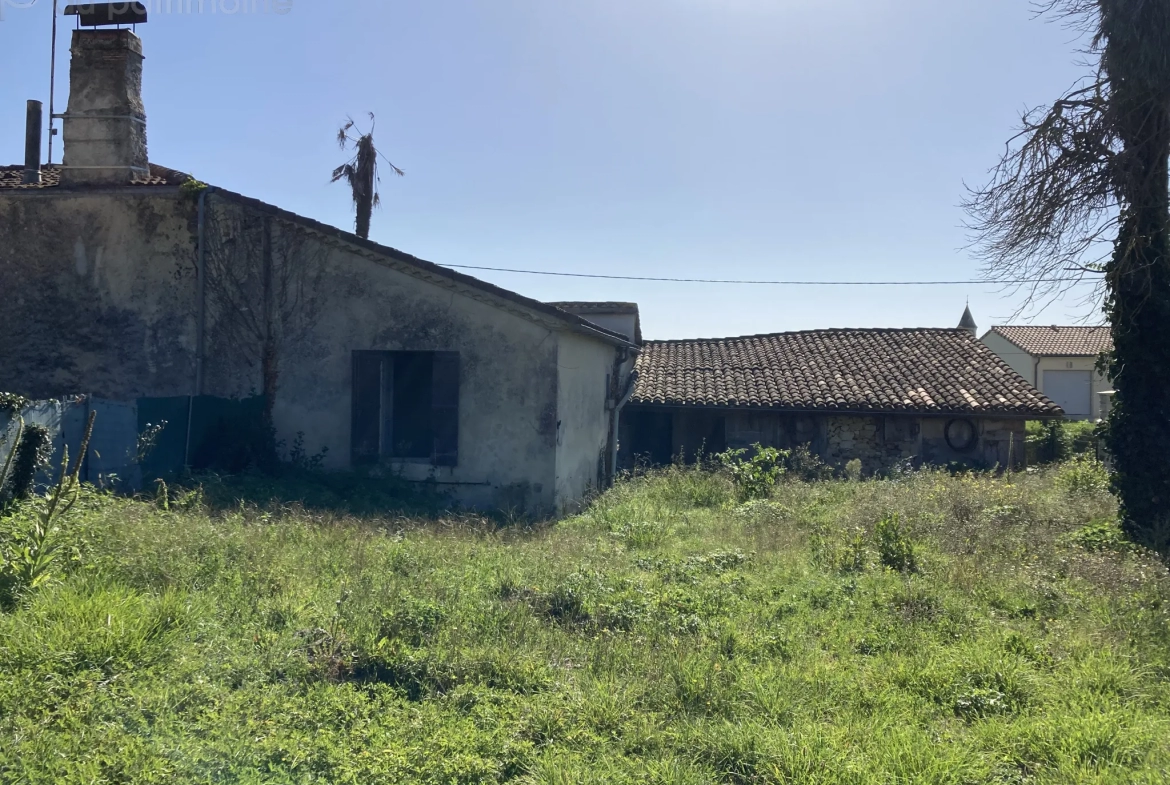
{"left": 621, "top": 326, "right": 1061, "bottom": 473}
{"left": 0, "top": 28, "right": 636, "bottom": 515}
{"left": 980, "top": 326, "right": 1113, "bottom": 421}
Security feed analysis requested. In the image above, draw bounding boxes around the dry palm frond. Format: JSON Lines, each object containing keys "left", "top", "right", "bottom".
{"left": 332, "top": 113, "right": 404, "bottom": 240}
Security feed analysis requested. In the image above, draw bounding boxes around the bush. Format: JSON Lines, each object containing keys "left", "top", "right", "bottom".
{"left": 1027, "top": 420, "right": 1102, "bottom": 465}
{"left": 875, "top": 512, "right": 918, "bottom": 573}
{"left": 0, "top": 420, "right": 53, "bottom": 512}
{"left": 719, "top": 446, "right": 785, "bottom": 501}
{"left": 1, "top": 413, "right": 95, "bottom": 610}
{"left": 785, "top": 444, "right": 835, "bottom": 482}
{"left": 813, "top": 525, "right": 868, "bottom": 573}
{"left": 718, "top": 443, "right": 836, "bottom": 501}
{"left": 1056, "top": 455, "right": 1111, "bottom": 497}
{"left": 1066, "top": 519, "right": 1130, "bottom": 552}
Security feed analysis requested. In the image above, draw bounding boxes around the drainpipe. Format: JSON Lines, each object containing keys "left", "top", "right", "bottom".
{"left": 186, "top": 186, "right": 215, "bottom": 467}
{"left": 195, "top": 186, "right": 215, "bottom": 397}
{"left": 23, "top": 100, "right": 43, "bottom": 185}
{"left": 608, "top": 364, "right": 638, "bottom": 487}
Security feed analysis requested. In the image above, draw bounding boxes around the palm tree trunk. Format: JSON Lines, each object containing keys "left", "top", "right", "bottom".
{"left": 356, "top": 192, "right": 373, "bottom": 240}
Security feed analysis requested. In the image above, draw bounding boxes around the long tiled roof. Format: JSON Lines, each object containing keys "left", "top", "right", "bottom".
{"left": 0, "top": 163, "right": 184, "bottom": 189}
{"left": 631, "top": 328, "right": 1061, "bottom": 416}
{"left": 988, "top": 325, "right": 1112, "bottom": 357}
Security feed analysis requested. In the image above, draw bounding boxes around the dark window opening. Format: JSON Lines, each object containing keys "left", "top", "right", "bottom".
{"left": 392, "top": 352, "right": 433, "bottom": 458}
{"left": 626, "top": 409, "right": 675, "bottom": 466}
{"left": 352, "top": 351, "right": 459, "bottom": 466}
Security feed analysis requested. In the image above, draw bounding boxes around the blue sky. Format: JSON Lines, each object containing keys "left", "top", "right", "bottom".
{"left": 1, "top": 0, "right": 1103, "bottom": 339}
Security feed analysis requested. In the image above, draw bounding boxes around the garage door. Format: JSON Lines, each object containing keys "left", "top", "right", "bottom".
{"left": 1044, "top": 370, "right": 1092, "bottom": 419}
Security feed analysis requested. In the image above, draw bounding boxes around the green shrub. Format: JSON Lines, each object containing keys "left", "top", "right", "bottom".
{"left": 1056, "top": 455, "right": 1111, "bottom": 497}
{"left": 784, "top": 444, "right": 835, "bottom": 482}
{"left": 1067, "top": 518, "right": 1130, "bottom": 552}
{"left": 1, "top": 413, "right": 95, "bottom": 610}
{"left": 720, "top": 446, "right": 785, "bottom": 501}
{"left": 0, "top": 420, "right": 53, "bottom": 511}
{"left": 1027, "top": 420, "right": 1102, "bottom": 465}
{"left": 812, "top": 526, "right": 868, "bottom": 573}
{"left": 377, "top": 596, "right": 446, "bottom": 645}
{"left": 875, "top": 513, "right": 918, "bottom": 573}
{"left": 953, "top": 687, "right": 1009, "bottom": 720}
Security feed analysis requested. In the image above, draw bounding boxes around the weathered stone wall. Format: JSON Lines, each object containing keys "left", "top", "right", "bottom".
{"left": 0, "top": 189, "right": 197, "bottom": 400}
{"left": 624, "top": 407, "right": 1029, "bottom": 474}
{"left": 725, "top": 411, "right": 819, "bottom": 454}
{"left": 823, "top": 415, "right": 918, "bottom": 470}
{"left": 921, "top": 417, "right": 1026, "bottom": 470}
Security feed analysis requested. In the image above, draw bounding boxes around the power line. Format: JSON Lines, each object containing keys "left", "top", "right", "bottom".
{"left": 439, "top": 263, "right": 1068, "bottom": 286}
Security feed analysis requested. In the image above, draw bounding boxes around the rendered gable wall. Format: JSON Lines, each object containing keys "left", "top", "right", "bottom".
{"left": 0, "top": 188, "right": 620, "bottom": 515}
{"left": 553, "top": 331, "right": 625, "bottom": 512}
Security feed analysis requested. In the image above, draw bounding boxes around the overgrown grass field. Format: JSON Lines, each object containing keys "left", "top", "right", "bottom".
{"left": 1, "top": 462, "right": 1168, "bottom": 783}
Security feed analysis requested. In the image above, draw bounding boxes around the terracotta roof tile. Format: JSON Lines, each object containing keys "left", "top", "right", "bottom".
{"left": 632, "top": 328, "right": 1060, "bottom": 416}
{"left": 989, "top": 325, "right": 1112, "bottom": 357}
{"left": 0, "top": 163, "right": 183, "bottom": 189}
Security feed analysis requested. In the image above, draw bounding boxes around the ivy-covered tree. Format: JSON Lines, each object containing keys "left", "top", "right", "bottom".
{"left": 966, "top": 1, "right": 1170, "bottom": 559}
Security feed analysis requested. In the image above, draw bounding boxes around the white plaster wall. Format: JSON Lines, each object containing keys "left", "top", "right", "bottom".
{"left": 553, "top": 332, "right": 619, "bottom": 512}
{"left": 980, "top": 331, "right": 1036, "bottom": 384}
{"left": 1036, "top": 357, "right": 1110, "bottom": 421}
{"left": 980, "top": 331, "right": 1109, "bottom": 421}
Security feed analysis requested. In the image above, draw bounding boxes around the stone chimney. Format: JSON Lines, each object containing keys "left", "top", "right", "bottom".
{"left": 61, "top": 29, "right": 148, "bottom": 186}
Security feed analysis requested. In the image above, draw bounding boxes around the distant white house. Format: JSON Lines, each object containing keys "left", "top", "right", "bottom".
{"left": 980, "top": 326, "right": 1112, "bottom": 421}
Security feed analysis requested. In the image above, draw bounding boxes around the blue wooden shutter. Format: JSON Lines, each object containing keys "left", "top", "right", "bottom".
{"left": 431, "top": 352, "right": 459, "bottom": 467}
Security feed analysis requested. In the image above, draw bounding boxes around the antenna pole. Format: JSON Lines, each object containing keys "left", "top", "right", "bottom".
{"left": 48, "top": 0, "right": 59, "bottom": 164}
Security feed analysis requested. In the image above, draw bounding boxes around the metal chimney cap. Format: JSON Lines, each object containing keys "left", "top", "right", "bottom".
{"left": 64, "top": 3, "right": 148, "bottom": 27}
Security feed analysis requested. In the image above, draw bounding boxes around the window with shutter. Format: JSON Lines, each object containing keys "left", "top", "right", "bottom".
{"left": 431, "top": 352, "right": 460, "bottom": 467}
{"left": 351, "top": 351, "right": 383, "bottom": 465}
{"left": 350, "top": 350, "right": 459, "bottom": 467}
{"left": 391, "top": 353, "right": 434, "bottom": 458}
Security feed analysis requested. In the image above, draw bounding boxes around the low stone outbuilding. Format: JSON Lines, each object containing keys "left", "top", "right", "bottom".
{"left": 621, "top": 327, "right": 1061, "bottom": 473}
